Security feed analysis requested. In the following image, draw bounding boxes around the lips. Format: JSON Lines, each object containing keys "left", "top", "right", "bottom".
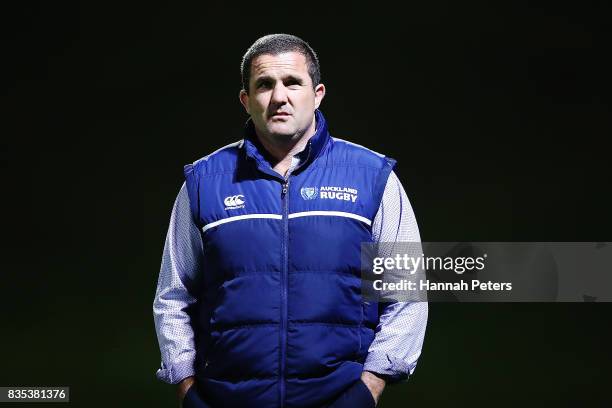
{"left": 270, "top": 112, "right": 291, "bottom": 117}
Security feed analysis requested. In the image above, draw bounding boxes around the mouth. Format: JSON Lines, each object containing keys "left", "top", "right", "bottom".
{"left": 269, "top": 112, "right": 291, "bottom": 118}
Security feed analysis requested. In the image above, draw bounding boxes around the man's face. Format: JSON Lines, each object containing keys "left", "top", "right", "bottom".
{"left": 240, "top": 52, "right": 325, "bottom": 143}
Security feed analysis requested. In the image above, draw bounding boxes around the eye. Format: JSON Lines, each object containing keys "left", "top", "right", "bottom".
{"left": 285, "top": 79, "right": 301, "bottom": 89}
{"left": 257, "top": 80, "right": 272, "bottom": 89}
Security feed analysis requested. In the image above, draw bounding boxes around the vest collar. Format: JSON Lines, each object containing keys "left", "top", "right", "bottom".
{"left": 242, "top": 109, "right": 330, "bottom": 178}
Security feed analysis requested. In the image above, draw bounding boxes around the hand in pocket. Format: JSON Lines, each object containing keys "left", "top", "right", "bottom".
{"left": 326, "top": 379, "right": 376, "bottom": 408}
{"left": 182, "top": 385, "right": 212, "bottom": 408}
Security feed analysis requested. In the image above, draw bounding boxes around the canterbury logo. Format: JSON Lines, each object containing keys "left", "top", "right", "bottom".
{"left": 224, "top": 195, "right": 245, "bottom": 210}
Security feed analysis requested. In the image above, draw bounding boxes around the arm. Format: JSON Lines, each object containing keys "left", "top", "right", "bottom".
{"left": 153, "top": 183, "right": 203, "bottom": 402}
{"left": 361, "top": 171, "right": 429, "bottom": 404}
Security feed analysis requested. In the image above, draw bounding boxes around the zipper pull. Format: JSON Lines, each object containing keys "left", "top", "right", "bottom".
{"left": 282, "top": 181, "right": 289, "bottom": 196}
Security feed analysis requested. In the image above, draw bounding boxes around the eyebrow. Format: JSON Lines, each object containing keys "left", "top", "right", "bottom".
{"left": 254, "top": 74, "right": 304, "bottom": 87}
{"left": 254, "top": 76, "right": 272, "bottom": 87}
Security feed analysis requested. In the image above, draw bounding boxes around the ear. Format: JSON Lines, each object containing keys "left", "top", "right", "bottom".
{"left": 239, "top": 89, "right": 250, "bottom": 114}
{"left": 313, "top": 83, "right": 326, "bottom": 109}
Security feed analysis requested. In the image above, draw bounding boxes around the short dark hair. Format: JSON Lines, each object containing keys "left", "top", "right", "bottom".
{"left": 241, "top": 34, "right": 321, "bottom": 93}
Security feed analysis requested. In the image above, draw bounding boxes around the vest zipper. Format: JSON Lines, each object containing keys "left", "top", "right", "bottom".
{"left": 280, "top": 177, "right": 290, "bottom": 408}
{"left": 279, "top": 146, "right": 310, "bottom": 407}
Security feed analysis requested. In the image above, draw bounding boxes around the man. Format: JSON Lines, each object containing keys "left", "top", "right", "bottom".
{"left": 153, "top": 34, "right": 428, "bottom": 408}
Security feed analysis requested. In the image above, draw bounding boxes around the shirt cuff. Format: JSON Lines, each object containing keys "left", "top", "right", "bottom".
{"left": 363, "top": 351, "right": 412, "bottom": 384}
{"left": 155, "top": 359, "right": 196, "bottom": 384}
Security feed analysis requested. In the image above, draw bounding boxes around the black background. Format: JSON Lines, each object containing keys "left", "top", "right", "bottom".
{"left": 3, "top": 1, "right": 611, "bottom": 407}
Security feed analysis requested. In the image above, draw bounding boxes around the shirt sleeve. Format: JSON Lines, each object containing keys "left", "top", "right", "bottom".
{"left": 153, "top": 183, "right": 203, "bottom": 384}
{"left": 363, "top": 170, "right": 429, "bottom": 382}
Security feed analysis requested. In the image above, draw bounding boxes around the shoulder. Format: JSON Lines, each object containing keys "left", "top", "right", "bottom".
{"left": 184, "top": 140, "right": 243, "bottom": 177}
{"left": 329, "top": 137, "right": 395, "bottom": 169}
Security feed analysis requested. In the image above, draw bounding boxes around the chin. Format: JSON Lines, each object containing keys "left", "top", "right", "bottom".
{"left": 267, "top": 125, "right": 298, "bottom": 139}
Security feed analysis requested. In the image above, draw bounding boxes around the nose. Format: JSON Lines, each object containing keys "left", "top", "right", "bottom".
{"left": 270, "top": 82, "right": 288, "bottom": 105}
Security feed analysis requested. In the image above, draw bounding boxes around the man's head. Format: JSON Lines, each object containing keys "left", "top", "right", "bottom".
{"left": 239, "top": 34, "right": 325, "bottom": 146}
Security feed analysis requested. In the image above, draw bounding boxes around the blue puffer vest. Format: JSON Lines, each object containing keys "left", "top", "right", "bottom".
{"left": 184, "top": 110, "right": 395, "bottom": 408}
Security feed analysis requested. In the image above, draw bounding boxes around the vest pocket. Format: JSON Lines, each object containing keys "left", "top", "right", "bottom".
{"left": 355, "top": 302, "right": 377, "bottom": 362}
{"left": 204, "top": 325, "right": 280, "bottom": 380}
{"left": 357, "top": 302, "right": 366, "bottom": 356}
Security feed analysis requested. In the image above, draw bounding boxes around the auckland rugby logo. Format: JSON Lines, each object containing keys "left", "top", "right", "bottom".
{"left": 300, "top": 187, "right": 318, "bottom": 200}
{"left": 224, "top": 194, "right": 245, "bottom": 210}
{"left": 300, "top": 186, "right": 358, "bottom": 203}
